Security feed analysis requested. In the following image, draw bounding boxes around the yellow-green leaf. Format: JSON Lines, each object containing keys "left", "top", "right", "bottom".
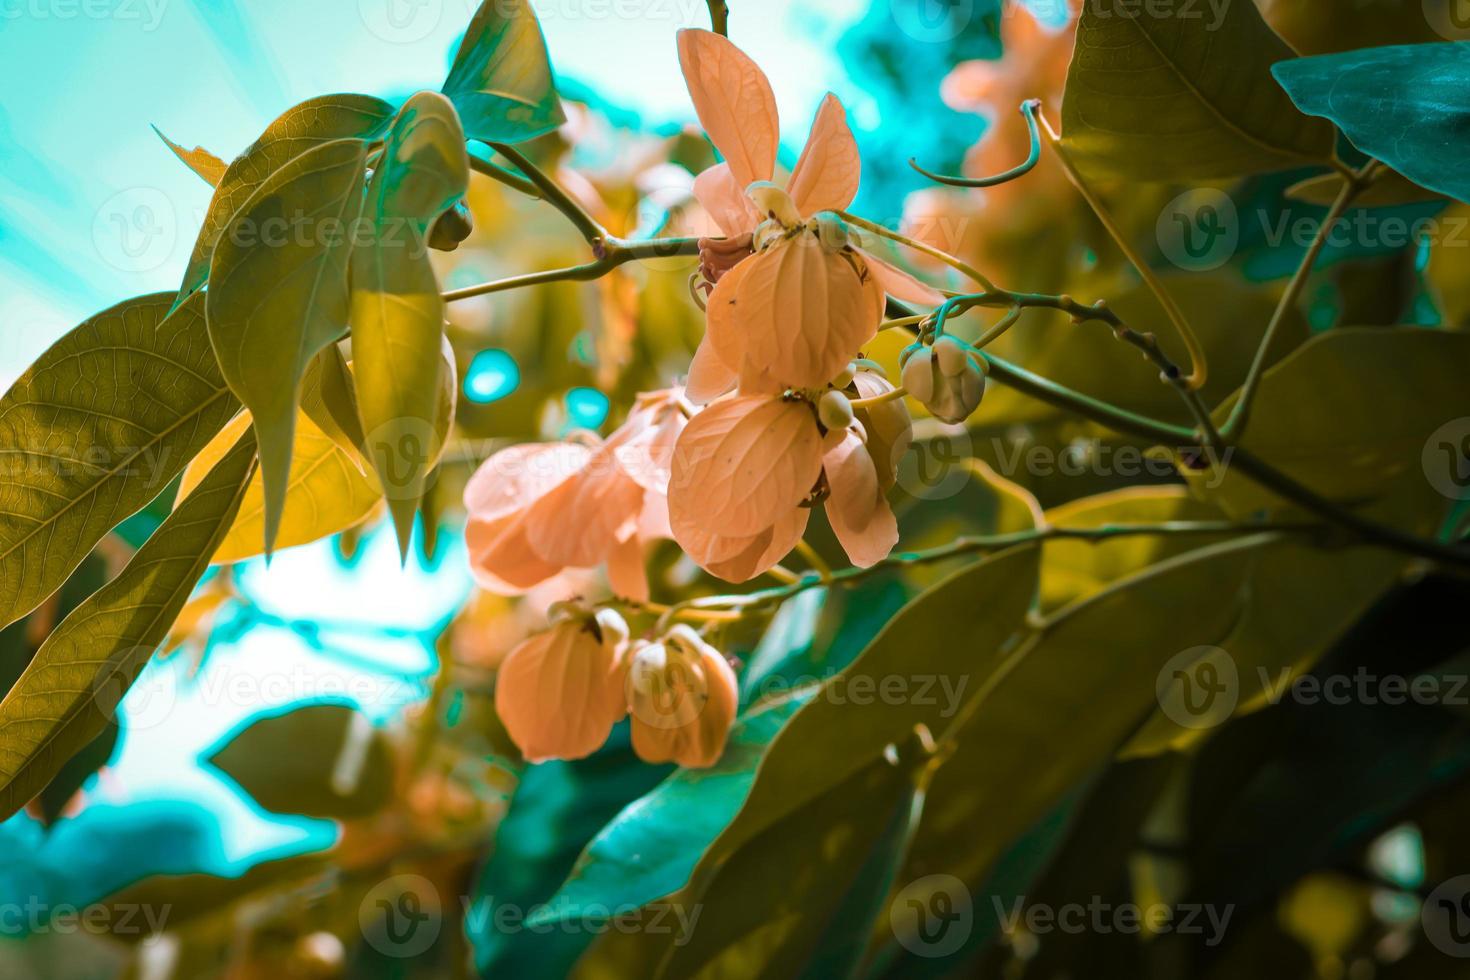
{"left": 300, "top": 343, "right": 367, "bottom": 468}
{"left": 442, "top": 0, "right": 565, "bottom": 144}
{"left": 0, "top": 291, "right": 239, "bottom": 630}
{"left": 0, "top": 430, "right": 257, "bottom": 820}
{"left": 177, "top": 409, "right": 381, "bottom": 565}
{"left": 151, "top": 124, "right": 227, "bottom": 186}
{"left": 352, "top": 92, "right": 468, "bottom": 556}
{"left": 177, "top": 93, "right": 394, "bottom": 303}
{"left": 206, "top": 137, "right": 368, "bottom": 556}
{"left": 1061, "top": 0, "right": 1334, "bottom": 179}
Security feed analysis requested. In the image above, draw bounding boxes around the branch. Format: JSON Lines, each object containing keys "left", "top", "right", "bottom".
{"left": 1220, "top": 160, "right": 1381, "bottom": 439}
{"left": 441, "top": 237, "right": 703, "bottom": 303}
{"left": 706, "top": 0, "right": 728, "bottom": 35}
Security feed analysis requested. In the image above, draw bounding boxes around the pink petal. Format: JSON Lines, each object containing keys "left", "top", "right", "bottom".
{"left": 733, "top": 237, "right": 884, "bottom": 391}
{"left": 851, "top": 371, "right": 913, "bottom": 490}
{"left": 638, "top": 489, "right": 673, "bottom": 541}
{"left": 694, "top": 163, "right": 763, "bottom": 238}
{"left": 787, "top": 94, "right": 861, "bottom": 218}
{"left": 611, "top": 396, "right": 687, "bottom": 493}
{"left": 605, "top": 533, "right": 649, "bottom": 601}
{"left": 685, "top": 335, "right": 739, "bottom": 405}
{"left": 672, "top": 502, "right": 809, "bottom": 583}
{"left": 668, "top": 394, "right": 823, "bottom": 538}
{"left": 860, "top": 249, "right": 946, "bottom": 306}
{"left": 677, "top": 29, "right": 778, "bottom": 190}
{"left": 464, "top": 443, "right": 591, "bottom": 523}
{"left": 702, "top": 254, "right": 759, "bottom": 382}
{"left": 466, "top": 516, "right": 564, "bottom": 594}
{"left": 524, "top": 445, "right": 646, "bottom": 568}
{"left": 824, "top": 432, "right": 898, "bottom": 568}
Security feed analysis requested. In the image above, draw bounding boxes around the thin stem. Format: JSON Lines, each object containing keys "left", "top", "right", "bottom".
{"left": 765, "top": 563, "right": 802, "bottom": 586}
{"left": 794, "top": 539, "right": 832, "bottom": 580}
{"left": 972, "top": 306, "right": 1022, "bottom": 349}
{"left": 1037, "top": 111, "right": 1209, "bottom": 391}
{"left": 467, "top": 153, "right": 540, "bottom": 199}
{"left": 706, "top": 0, "right": 728, "bottom": 35}
{"left": 850, "top": 386, "right": 908, "bottom": 411}
{"left": 910, "top": 100, "right": 1042, "bottom": 189}
{"left": 1221, "top": 160, "right": 1380, "bottom": 439}
{"left": 442, "top": 237, "right": 703, "bottom": 302}
{"left": 838, "top": 210, "right": 997, "bottom": 293}
{"left": 488, "top": 142, "right": 607, "bottom": 247}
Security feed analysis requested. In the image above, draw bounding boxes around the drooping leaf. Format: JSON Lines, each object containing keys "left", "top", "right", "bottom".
{"left": 151, "top": 125, "right": 227, "bottom": 186}
{"left": 533, "top": 690, "right": 813, "bottom": 928}
{"left": 206, "top": 137, "right": 367, "bottom": 556}
{"left": 442, "top": 0, "right": 565, "bottom": 144}
{"left": 300, "top": 343, "right": 366, "bottom": 466}
{"left": 351, "top": 92, "right": 468, "bottom": 556}
{"left": 176, "top": 409, "right": 381, "bottom": 565}
{"left": 0, "top": 430, "right": 257, "bottom": 820}
{"left": 1184, "top": 328, "right": 1470, "bottom": 517}
{"left": 206, "top": 702, "right": 394, "bottom": 819}
{"left": 0, "top": 291, "right": 238, "bottom": 630}
{"left": 177, "top": 93, "right": 394, "bottom": 303}
{"left": 1273, "top": 43, "right": 1470, "bottom": 206}
{"left": 1061, "top": 0, "right": 1334, "bottom": 179}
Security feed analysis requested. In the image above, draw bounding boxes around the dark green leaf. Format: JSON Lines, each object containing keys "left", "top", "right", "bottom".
{"left": 442, "top": 0, "right": 564, "bottom": 144}
{"left": 0, "top": 291, "right": 238, "bottom": 629}
{"left": 1274, "top": 43, "right": 1470, "bottom": 205}
{"left": 0, "top": 430, "right": 257, "bottom": 819}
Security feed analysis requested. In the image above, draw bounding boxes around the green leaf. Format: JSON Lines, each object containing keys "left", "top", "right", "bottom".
{"left": 1061, "top": 0, "right": 1334, "bottom": 179}
{"left": 0, "top": 291, "right": 239, "bottom": 630}
{"left": 1274, "top": 43, "right": 1470, "bottom": 206}
{"left": 1253, "top": 0, "right": 1442, "bottom": 56}
{"left": 0, "top": 429, "right": 257, "bottom": 820}
{"left": 206, "top": 703, "right": 394, "bottom": 819}
{"left": 176, "top": 408, "right": 381, "bottom": 565}
{"left": 1184, "top": 328, "right": 1470, "bottom": 517}
{"left": 442, "top": 0, "right": 564, "bottom": 144}
{"left": 532, "top": 691, "right": 813, "bottom": 928}
{"left": 1286, "top": 169, "right": 1441, "bottom": 208}
{"left": 177, "top": 94, "right": 394, "bottom": 303}
{"left": 151, "top": 125, "right": 227, "bottom": 186}
{"left": 1426, "top": 202, "right": 1470, "bottom": 328}
{"left": 206, "top": 137, "right": 367, "bottom": 557}
{"left": 352, "top": 92, "right": 467, "bottom": 556}
{"left": 300, "top": 343, "right": 366, "bottom": 466}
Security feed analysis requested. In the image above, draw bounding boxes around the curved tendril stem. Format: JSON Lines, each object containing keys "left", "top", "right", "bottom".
{"left": 972, "top": 305, "right": 1023, "bottom": 349}
{"left": 467, "top": 153, "right": 541, "bottom": 199}
{"left": 909, "top": 99, "right": 1043, "bottom": 189}
{"left": 849, "top": 386, "right": 908, "bottom": 411}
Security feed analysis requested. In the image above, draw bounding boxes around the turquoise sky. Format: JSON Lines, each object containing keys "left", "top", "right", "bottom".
{"left": 0, "top": 0, "right": 868, "bottom": 387}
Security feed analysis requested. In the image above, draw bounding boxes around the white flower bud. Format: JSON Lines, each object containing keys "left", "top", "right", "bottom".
{"left": 901, "top": 340, "right": 985, "bottom": 424}
{"left": 818, "top": 390, "right": 855, "bottom": 431}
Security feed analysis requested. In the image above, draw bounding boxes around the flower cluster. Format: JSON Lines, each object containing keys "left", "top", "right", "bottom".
{"left": 495, "top": 608, "right": 739, "bottom": 767}
{"left": 464, "top": 389, "right": 687, "bottom": 601}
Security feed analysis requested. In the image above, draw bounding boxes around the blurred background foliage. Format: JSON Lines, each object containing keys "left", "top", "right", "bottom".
{"left": 3, "top": 0, "right": 1470, "bottom": 978}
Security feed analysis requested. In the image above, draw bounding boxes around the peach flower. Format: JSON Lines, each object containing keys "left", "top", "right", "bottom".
{"left": 676, "top": 28, "right": 942, "bottom": 402}
{"left": 625, "top": 626, "right": 740, "bottom": 768}
{"left": 495, "top": 608, "right": 630, "bottom": 763}
{"left": 464, "top": 389, "right": 687, "bottom": 600}
{"left": 667, "top": 379, "right": 905, "bottom": 582}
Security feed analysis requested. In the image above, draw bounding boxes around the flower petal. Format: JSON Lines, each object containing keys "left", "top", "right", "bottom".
{"left": 682, "top": 337, "right": 735, "bottom": 407}
{"left": 524, "top": 445, "right": 646, "bottom": 568}
{"left": 612, "top": 396, "right": 687, "bottom": 493}
{"left": 605, "top": 532, "right": 649, "bottom": 601}
{"left": 787, "top": 94, "right": 861, "bottom": 218}
{"left": 677, "top": 29, "right": 778, "bottom": 189}
{"left": 669, "top": 394, "right": 822, "bottom": 538}
{"left": 702, "top": 253, "right": 758, "bottom": 383}
{"left": 466, "top": 515, "right": 565, "bottom": 594}
{"left": 495, "top": 622, "right": 628, "bottom": 763}
{"left": 851, "top": 370, "right": 913, "bottom": 489}
{"left": 824, "top": 431, "right": 898, "bottom": 568}
{"left": 694, "top": 163, "right": 763, "bottom": 238}
{"left": 464, "top": 442, "right": 591, "bottom": 523}
{"left": 859, "top": 249, "right": 946, "bottom": 306}
{"left": 733, "top": 237, "right": 883, "bottom": 391}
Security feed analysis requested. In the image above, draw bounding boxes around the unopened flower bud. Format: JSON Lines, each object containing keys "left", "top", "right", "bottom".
{"left": 428, "top": 202, "right": 473, "bottom": 252}
{"left": 626, "top": 627, "right": 738, "bottom": 769}
{"left": 831, "top": 362, "right": 857, "bottom": 390}
{"left": 495, "top": 614, "right": 629, "bottom": 763}
{"left": 901, "top": 338, "right": 985, "bottom": 424}
{"left": 747, "top": 181, "right": 803, "bottom": 228}
{"left": 818, "top": 390, "right": 855, "bottom": 431}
